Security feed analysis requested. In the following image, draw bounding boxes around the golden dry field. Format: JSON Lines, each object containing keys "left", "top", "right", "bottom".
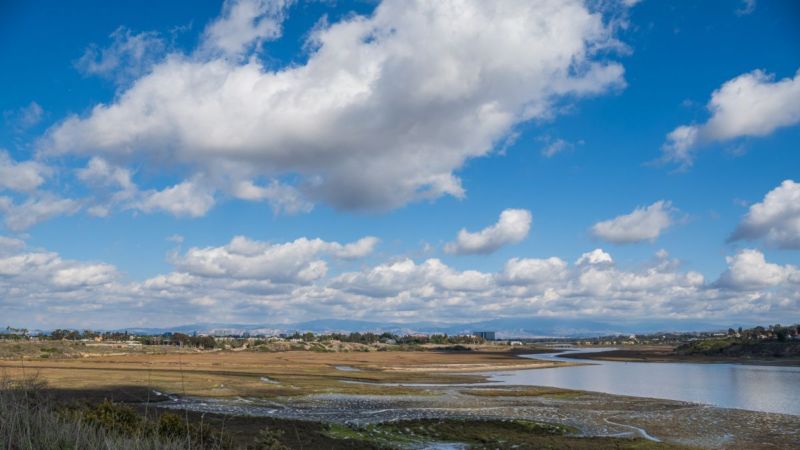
{"left": 0, "top": 343, "right": 568, "bottom": 398}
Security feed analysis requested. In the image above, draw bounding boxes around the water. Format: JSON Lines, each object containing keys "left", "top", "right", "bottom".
{"left": 487, "top": 348, "right": 800, "bottom": 416}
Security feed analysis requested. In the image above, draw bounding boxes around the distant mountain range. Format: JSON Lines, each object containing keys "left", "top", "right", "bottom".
{"left": 117, "top": 317, "right": 745, "bottom": 338}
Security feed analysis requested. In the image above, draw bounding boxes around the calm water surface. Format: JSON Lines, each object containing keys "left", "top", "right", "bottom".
{"left": 487, "top": 348, "right": 800, "bottom": 416}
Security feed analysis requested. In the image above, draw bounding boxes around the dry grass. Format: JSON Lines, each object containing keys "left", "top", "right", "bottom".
{"left": 0, "top": 376, "right": 190, "bottom": 450}
{"left": 0, "top": 346, "right": 565, "bottom": 398}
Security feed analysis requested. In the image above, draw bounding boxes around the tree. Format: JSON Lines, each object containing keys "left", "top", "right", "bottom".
{"left": 776, "top": 328, "right": 788, "bottom": 342}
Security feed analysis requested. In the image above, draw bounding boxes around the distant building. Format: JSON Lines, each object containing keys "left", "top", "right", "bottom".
{"left": 473, "top": 331, "right": 496, "bottom": 341}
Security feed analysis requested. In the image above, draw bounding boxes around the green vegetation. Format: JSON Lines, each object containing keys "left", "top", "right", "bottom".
{"left": 676, "top": 338, "right": 800, "bottom": 358}
{"left": 2, "top": 326, "right": 485, "bottom": 351}
{"left": 73, "top": 400, "right": 231, "bottom": 447}
{"left": 315, "top": 331, "right": 484, "bottom": 345}
{"left": 138, "top": 333, "right": 218, "bottom": 349}
{"left": 327, "top": 418, "right": 689, "bottom": 449}
{"left": 0, "top": 326, "right": 28, "bottom": 340}
{"left": 673, "top": 324, "right": 800, "bottom": 358}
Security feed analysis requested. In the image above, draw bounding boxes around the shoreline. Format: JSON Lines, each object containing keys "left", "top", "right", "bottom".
{"left": 561, "top": 348, "right": 800, "bottom": 366}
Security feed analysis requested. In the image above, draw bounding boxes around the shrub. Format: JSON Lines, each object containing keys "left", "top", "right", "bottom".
{"left": 82, "top": 399, "right": 144, "bottom": 436}
{"left": 0, "top": 375, "right": 231, "bottom": 449}
{"left": 251, "top": 428, "right": 289, "bottom": 450}
{"left": 0, "top": 376, "right": 183, "bottom": 449}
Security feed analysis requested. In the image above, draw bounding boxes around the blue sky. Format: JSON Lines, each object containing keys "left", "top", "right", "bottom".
{"left": 0, "top": 0, "right": 798, "bottom": 329}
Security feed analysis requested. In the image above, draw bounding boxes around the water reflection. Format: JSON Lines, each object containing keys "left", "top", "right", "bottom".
{"left": 487, "top": 348, "right": 800, "bottom": 416}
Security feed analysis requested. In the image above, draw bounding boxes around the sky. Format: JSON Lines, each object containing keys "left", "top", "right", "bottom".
{"left": 0, "top": 0, "right": 799, "bottom": 330}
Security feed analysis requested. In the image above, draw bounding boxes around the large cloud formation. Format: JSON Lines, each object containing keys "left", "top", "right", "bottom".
{"left": 41, "top": 0, "right": 626, "bottom": 213}
{"left": 663, "top": 68, "right": 800, "bottom": 167}
{"left": 172, "top": 235, "right": 379, "bottom": 283}
{"left": 2, "top": 234, "right": 798, "bottom": 329}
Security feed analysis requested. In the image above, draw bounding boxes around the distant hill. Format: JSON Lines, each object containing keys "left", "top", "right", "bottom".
{"left": 118, "top": 317, "right": 743, "bottom": 338}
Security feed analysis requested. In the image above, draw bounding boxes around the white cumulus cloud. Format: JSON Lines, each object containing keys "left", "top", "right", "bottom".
{"left": 445, "top": 209, "right": 532, "bottom": 255}
{"left": 137, "top": 180, "right": 216, "bottom": 218}
{"left": 1, "top": 238, "right": 799, "bottom": 328}
{"left": 52, "top": 264, "right": 118, "bottom": 289}
{"left": 172, "top": 235, "right": 378, "bottom": 283}
{"left": 42, "top": 0, "right": 625, "bottom": 213}
{"left": 717, "top": 248, "right": 797, "bottom": 290}
{"left": 230, "top": 180, "right": 313, "bottom": 215}
{"left": 0, "top": 194, "right": 80, "bottom": 231}
{"left": 0, "top": 236, "right": 25, "bottom": 255}
{"left": 576, "top": 248, "right": 613, "bottom": 265}
{"left": 500, "top": 257, "right": 568, "bottom": 285}
{"left": 730, "top": 180, "right": 800, "bottom": 249}
{"left": 201, "top": 0, "right": 292, "bottom": 58}
{"left": 591, "top": 201, "right": 674, "bottom": 244}
{"left": 331, "top": 258, "right": 493, "bottom": 298}
{"left": 0, "top": 150, "right": 51, "bottom": 192}
{"left": 662, "top": 68, "right": 800, "bottom": 167}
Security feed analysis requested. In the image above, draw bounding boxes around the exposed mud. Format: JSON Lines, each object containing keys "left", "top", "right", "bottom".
{"left": 156, "top": 384, "right": 800, "bottom": 449}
